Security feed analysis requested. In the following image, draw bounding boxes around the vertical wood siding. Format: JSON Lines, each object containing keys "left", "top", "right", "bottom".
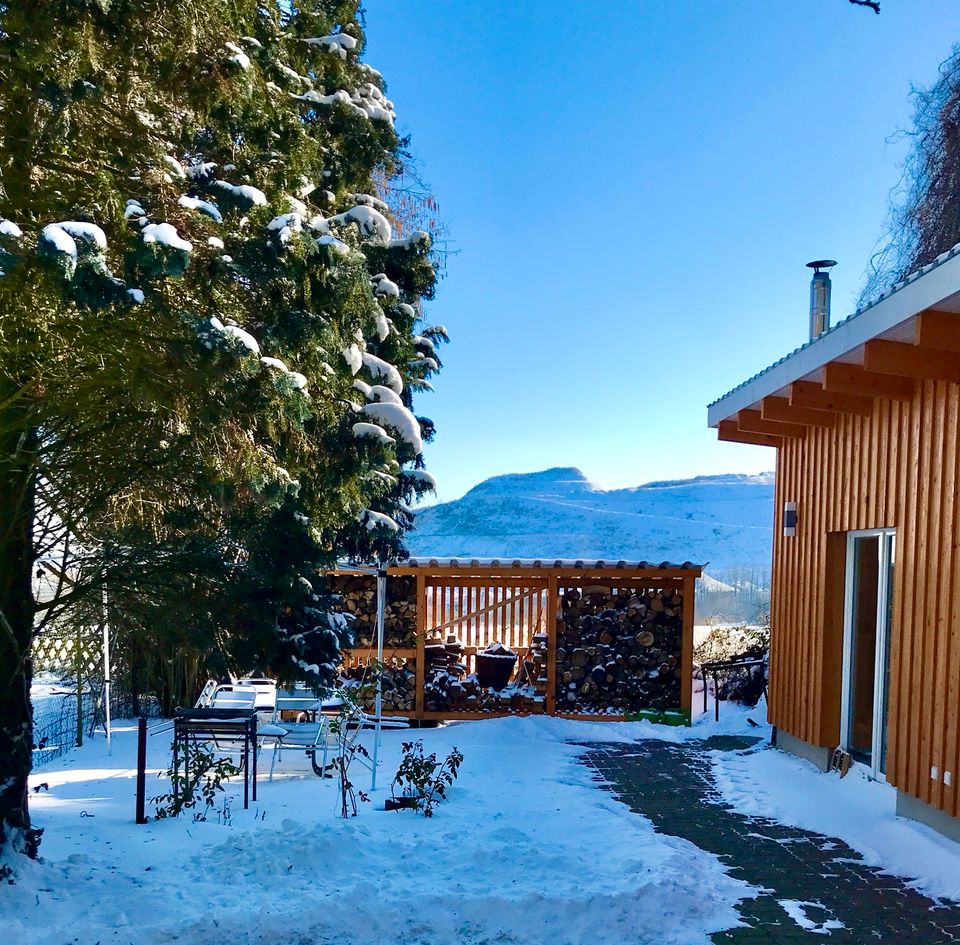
{"left": 771, "top": 381, "right": 960, "bottom": 817}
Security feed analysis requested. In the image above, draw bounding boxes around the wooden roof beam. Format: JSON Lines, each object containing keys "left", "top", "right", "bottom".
{"left": 737, "top": 408, "right": 807, "bottom": 439}
{"left": 761, "top": 395, "right": 836, "bottom": 428}
{"left": 914, "top": 308, "right": 960, "bottom": 352}
{"left": 790, "top": 379, "right": 873, "bottom": 416}
{"left": 717, "top": 419, "right": 782, "bottom": 448}
{"left": 864, "top": 338, "right": 960, "bottom": 384}
{"left": 822, "top": 361, "right": 915, "bottom": 400}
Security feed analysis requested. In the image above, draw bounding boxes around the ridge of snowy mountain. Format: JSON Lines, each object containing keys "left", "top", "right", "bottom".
{"left": 408, "top": 469, "right": 774, "bottom": 576}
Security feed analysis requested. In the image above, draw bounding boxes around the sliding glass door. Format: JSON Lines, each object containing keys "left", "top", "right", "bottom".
{"left": 841, "top": 530, "right": 895, "bottom": 779}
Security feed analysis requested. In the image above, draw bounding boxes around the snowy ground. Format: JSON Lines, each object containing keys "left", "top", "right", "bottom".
{"left": 7, "top": 714, "right": 753, "bottom": 945}
{"left": 7, "top": 698, "right": 960, "bottom": 944}
{"left": 711, "top": 740, "right": 960, "bottom": 903}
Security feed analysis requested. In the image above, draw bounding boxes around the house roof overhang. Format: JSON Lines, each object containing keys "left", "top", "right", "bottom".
{"left": 708, "top": 245, "right": 960, "bottom": 445}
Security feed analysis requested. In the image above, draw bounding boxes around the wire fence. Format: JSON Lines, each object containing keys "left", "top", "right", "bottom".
{"left": 30, "top": 629, "right": 162, "bottom": 767}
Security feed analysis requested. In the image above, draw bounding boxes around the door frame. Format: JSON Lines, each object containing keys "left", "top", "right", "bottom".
{"left": 839, "top": 528, "right": 896, "bottom": 781}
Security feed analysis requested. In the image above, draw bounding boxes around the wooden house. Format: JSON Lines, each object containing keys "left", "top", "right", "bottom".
{"left": 708, "top": 253, "right": 960, "bottom": 843}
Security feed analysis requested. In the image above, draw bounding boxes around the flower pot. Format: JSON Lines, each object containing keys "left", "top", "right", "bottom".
{"left": 475, "top": 651, "right": 517, "bottom": 691}
{"left": 385, "top": 796, "right": 420, "bottom": 812}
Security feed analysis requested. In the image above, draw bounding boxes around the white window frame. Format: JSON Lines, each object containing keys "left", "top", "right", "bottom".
{"left": 840, "top": 528, "right": 896, "bottom": 782}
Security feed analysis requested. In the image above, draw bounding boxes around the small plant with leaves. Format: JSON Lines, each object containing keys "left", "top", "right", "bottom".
{"left": 152, "top": 746, "right": 238, "bottom": 821}
{"left": 390, "top": 740, "right": 463, "bottom": 817}
{"left": 325, "top": 685, "right": 372, "bottom": 817}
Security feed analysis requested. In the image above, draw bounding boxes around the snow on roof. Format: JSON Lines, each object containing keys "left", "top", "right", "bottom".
{"left": 708, "top": 240, "right": 960, "bottom": 425}
{"left": 391, "top": 557, "right": 704, "bottom": 572}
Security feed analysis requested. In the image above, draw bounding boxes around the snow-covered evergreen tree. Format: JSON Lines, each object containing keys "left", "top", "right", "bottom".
{"left": 0, "top": 0, "right": 444, "bottom": 859}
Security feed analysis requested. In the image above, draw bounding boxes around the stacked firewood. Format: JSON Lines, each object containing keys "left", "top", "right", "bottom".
{"left": 342, "top": 658, "right": 416, "bottom": 712}
{"left": 422, "top": 637, "right": 543, "bottom": 714}
{"left": 327, "top": 574, "right": 417, "bottom": 646}
{"left": 529, "top": 631, "right": 549, "bottom": 697}
{"left": 555, "top": 586, "right": 683, "bottom": 714}
{"left": 424, "top": 672, "right": 544, "bottom": 713}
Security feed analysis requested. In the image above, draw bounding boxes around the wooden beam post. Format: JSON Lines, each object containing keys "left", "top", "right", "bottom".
{"left": 822, "top": 361, "right": 915, "bottom": 400}
{"left": 864, "top": 338, "right": 960, "bottom": 384}
{"left": 914, "top": 308, "right": 960, "bottom": 352}
{"left": 717, "top": 419, "right": 783, "bottom": 448}
{"left": 761, "top": 395, "right": 836, "bottom": 428}
{"left": 546, "top": 574, "right": 558, "bottom": 716}
{"left": 415, "top": 573, "right": 426, "bottom": 722}
{"left": 789, "top": 379, "right": 873, "bottom": 416}
{"left": 737, "top": 408, "right": 807, "bottom": 440}
{"left": 680, "top": 576, "right": 695, "bottom": 724}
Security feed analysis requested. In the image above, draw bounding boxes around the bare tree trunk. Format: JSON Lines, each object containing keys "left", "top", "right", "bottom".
{"left": 0, "top": 417, "right": 40, "bottom": 858}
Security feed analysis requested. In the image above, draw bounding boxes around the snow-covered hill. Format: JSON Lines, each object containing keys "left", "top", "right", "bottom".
{"left": 407, "top": 467, "right": 774, "bottom": 575}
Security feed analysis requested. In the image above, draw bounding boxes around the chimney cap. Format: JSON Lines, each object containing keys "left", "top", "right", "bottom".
{"left": 806, "top": 259, "right": 837, "bottom": 273}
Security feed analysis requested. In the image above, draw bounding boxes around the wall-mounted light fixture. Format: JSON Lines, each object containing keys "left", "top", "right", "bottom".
{"left": 783, "top": 501, "right": 797, "bottom": 537}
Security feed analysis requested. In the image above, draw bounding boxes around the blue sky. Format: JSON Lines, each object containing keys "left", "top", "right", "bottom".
{"left": 364, "top": 0, "right": 960, "bottom": 503}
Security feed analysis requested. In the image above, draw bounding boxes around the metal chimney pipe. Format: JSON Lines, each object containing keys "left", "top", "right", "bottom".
{"left": 806, "top": 260, "right": 837, "bottom": 340}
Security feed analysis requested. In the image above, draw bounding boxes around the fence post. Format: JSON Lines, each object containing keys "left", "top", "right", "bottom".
{"left": 135, "top": 718, "right": 148, "bottom": 824}
{"left": 680, "top": 576, "right": 696, "bottom": 724}
{"left": 546, "top": 574, "right": 558, "bottom": 716}
{"left": 415, "top": 573, "right": 426, "bottom": 722}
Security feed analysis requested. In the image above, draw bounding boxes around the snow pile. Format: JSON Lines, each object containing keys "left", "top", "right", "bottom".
{"left": 40, "top": 224, "right": 78, "bottom": 258}
{"left": 186, "top": 161, "right": 217, "bottom": 180}
{"left": 2, "top": 717, "right": 752, "bottom": 945}
{"left": 360, "top": 352, "right": 402, "bottom": 393}
{"left": 57, "top": 221, "right": 107, "bottom": 248}
{"left": 331, "top": 204, "right": 391, "bottom": 243}
{"left": 390, "top": 230, "right": 429, "bottom": 250}
{"left": 163, "top": 156, "right": 187, "bottom": 180}
{"left": 777, "top": 900, "right": 845, "bottom": 935}
{"left": 142, "top": 222, "right": 192, "bottom": 254}
{"left": 218, "top": 323, "right": 260, "bottom": 356}
{"left": 362, "top": 401, "right": 422, "bottom": 454}
{"left": 353, "top": 422, "right": 395, "bottom": 445}
{"left": 41, "top": 221, "right": 107, "bottom": 258}
{"left": 372, "top": 272, "right": 399, "bottom": 298}
{"left": 178, "top": 195, "right": 223, "bottom": 223}
{"left": 224, "top": 41, "right": 251, "bottom": 70}
{"left": 211, "top": 180, "right": 268, "bottom": 207}
{"left": 361, "top": 509, "right": 400, "bottom": 532}
{"left": 0, "top": 219, "right": 23, "bottom": 238}
{"left": 711, "top": 744, "right": 960, "bottom": 901}
{"left": 342, "top": 343, "right": 363, "bottom": 375}
{"left": 403, "top": 468, "right": 437, "bottom": 489}
{"left": 292, "top": 84, "right": 395, "bottom": 126}
{"left": 368, "top": 384, "right": 401, "bottom": 405}
{"left": 304, "top": 32, "right": 358, "bottom": 59}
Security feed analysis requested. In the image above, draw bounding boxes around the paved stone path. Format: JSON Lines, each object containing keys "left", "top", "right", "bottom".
{"left": 584, "top": 736, "right": 960, "bottom": 944}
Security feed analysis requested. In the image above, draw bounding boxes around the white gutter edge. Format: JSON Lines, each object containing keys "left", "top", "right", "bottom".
{"left": 707, "top": 252, "right": 960, "bottom": 427}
